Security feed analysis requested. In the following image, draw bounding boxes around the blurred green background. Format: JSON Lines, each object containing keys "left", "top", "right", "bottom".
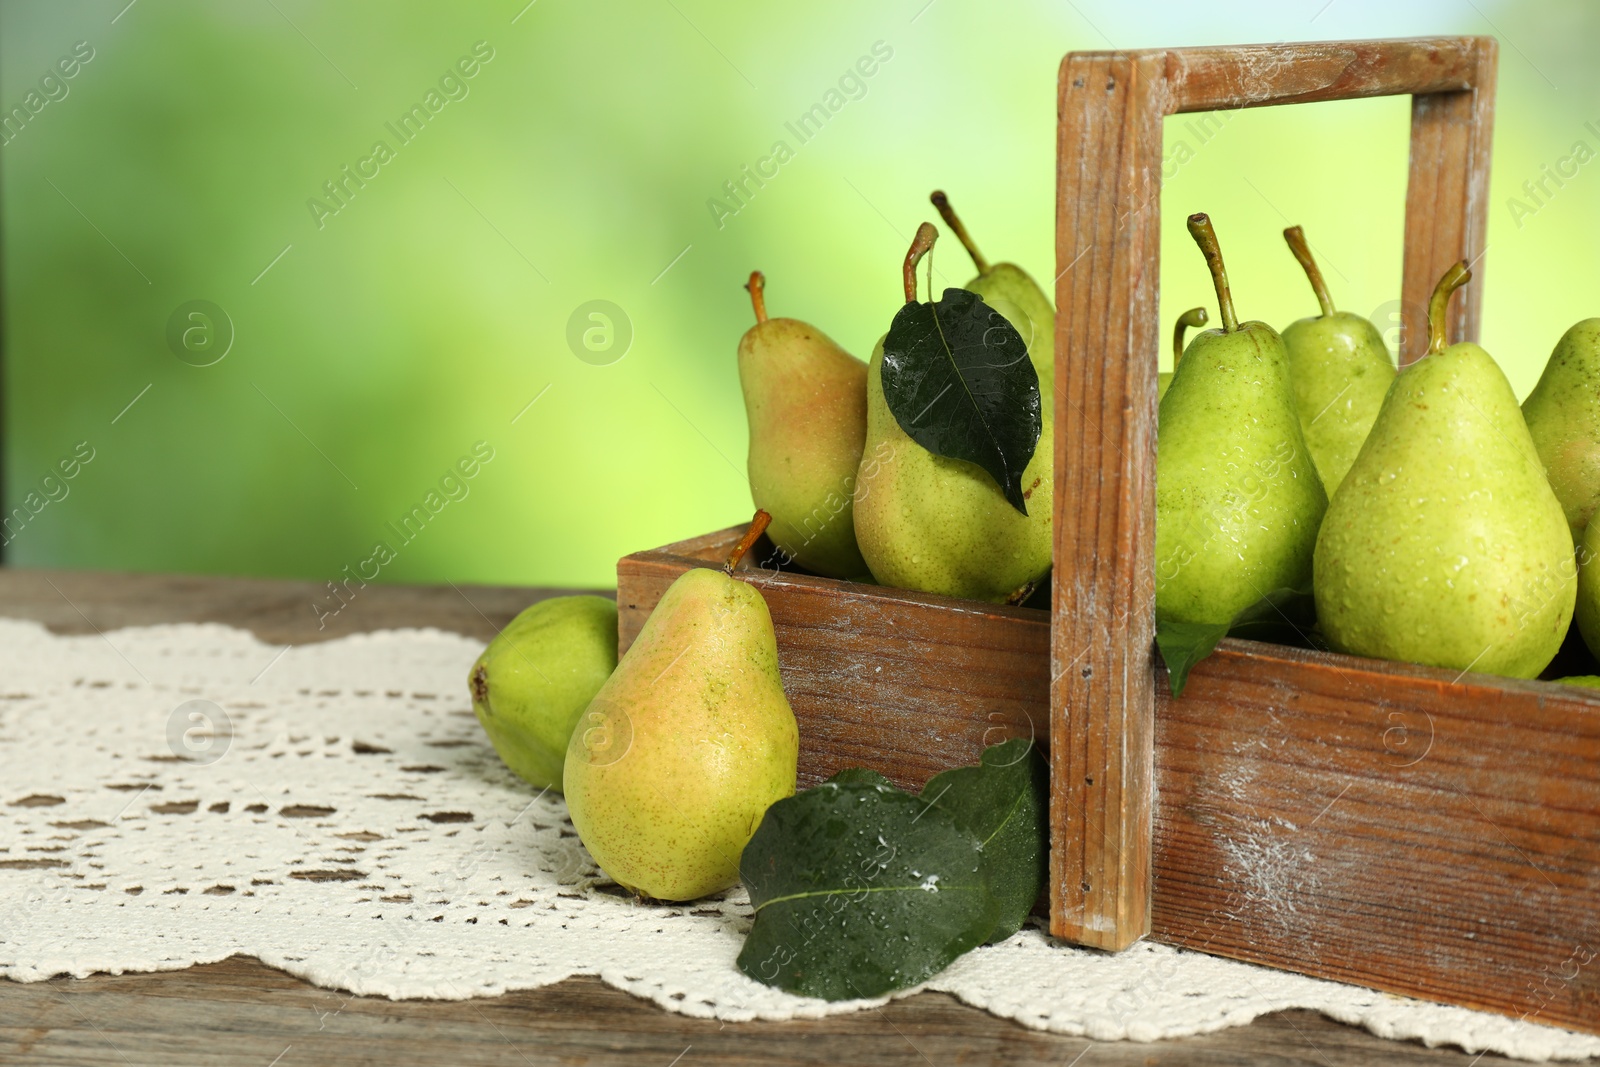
{"left": 3, "top": 0, "right": 1596, "bottom": 589}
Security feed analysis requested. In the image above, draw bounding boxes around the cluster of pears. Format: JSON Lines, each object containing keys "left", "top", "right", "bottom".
{"left": 737, "top": 192, "right": 1055, "bottom": 604}
{"left": 1160, "top": 210, "right": 1599, "bottom": 682}
{"left": 471, "top": 513, "right": 798, "bottom": 901}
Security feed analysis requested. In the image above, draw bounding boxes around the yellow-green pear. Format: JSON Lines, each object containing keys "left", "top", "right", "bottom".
{"left": 931, "top": 191, "right": 1055, "bottom": 416}
{"left": 738, "top": 272, "right": 870, "bottom": 580}
{"left": 1156, "top": 214, "right": 1327, "bottom": 626}
{"left": 469, "top": 595, "right": 618, "bottom": 792}
{"left": 563, "top": 516, "right": 798, "bottom": 901}
{"left": 1315, "top": 263, "right": 1575, "bottom": 679}
{"left": 1522, "top": 318, "right": 1600, "bottom": 541}
{"left": 853, "top": 225, "right": 1053, "bottom": 604}
{"left": 1279, "top": 226, "right": 1396, "bottom": 496}
{"left": 1158, "top": 306, "right": 1208, "bottom": 405}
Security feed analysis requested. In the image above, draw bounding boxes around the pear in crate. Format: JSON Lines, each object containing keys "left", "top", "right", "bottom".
{"left": 1279, "top": 225, "right": 1396, "bottom": 495}
{"left": 1156, "top": 214, "right": 1327, "bottom": 625}
{"left": 468, "top": 595, "right": 617, "bottom": 792}
{"left": 738, "top": 272, "right": 870, "bottom": 580}
{"left": 931, "top": 191, "right": 1056, "bottom": 415}
{"left": 1522, "top": 318, "right": 1600, "bottom": 541}
{"left": 853, "top": 224, "right": 1053, "bottom": 604}
{"left": 1573, "top": 512, "right": 1600, "bottom": 662}
{"left": 563, "top": 514, "right": 798, "bottom": 901}
{"left": 1315, "top": 263, "right": 1575, "bottom": 679}
{"left": 1158, "top": 306, "right": 1208, "bottom": 405}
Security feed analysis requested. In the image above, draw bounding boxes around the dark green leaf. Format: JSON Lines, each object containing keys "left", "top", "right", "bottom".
{"left": 920, "top": 738, "right": 1047, "bottom": 942}
{"left": 1156, "top": 586, "right": 1317, "bottom": 697}
{"left": 737, "top": 780, "right": 999, "bottom": 1001}
{"left": 881, "top": 288, "right": 1041, "bottom": 515}
{"left": 826, "top": 767, "right": 896, "bottom": 789}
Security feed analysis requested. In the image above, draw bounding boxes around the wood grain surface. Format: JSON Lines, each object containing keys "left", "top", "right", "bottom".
{"left": 1400, "top": 38, "right": 1497, "bottom": 364}
{"left": 1051, "top": 46, "right": 1167, "bottom": 954}
{"left": 0, "top": 566, "right": 1564, "bottom": 1066}
{"left": 1155, "top": 638, "right": 1600, "bottom": 1035}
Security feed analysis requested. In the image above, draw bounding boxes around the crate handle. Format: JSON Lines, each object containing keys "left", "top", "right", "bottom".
{"left": 1048, "top": 36, "right": 1497, "bottom": 950}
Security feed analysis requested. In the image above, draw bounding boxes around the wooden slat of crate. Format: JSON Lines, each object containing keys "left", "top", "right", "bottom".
{"left": 1153, "top": 642, "right": 1600, "bottom": 1033}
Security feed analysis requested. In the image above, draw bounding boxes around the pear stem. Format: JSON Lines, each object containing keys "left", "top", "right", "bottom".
{"left": 1426, "top": 260, "right": 1472, "bottom": 356}
{"left": 725, "top": 509, "right": 772, "bottom": 572}
{"left": 1187, "top": 213, "right": 1238, "bottom": 334}
{"left": 903, "top": 222, "right": 939, "bottom": 304}
{"left": 1173, "top": 306, "right": 1208, "bottom": 365}
{"left": 1282, "top": 226, "right": 1335, "bottom": 317}
{"left": 929, "top": 190, "right": 990, "bottom": 274}
{"left": 745, "top": 271, "right": 768, "bottom": 324}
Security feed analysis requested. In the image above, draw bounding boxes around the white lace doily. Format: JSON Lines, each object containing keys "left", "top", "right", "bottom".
{"left": 1, "top": 616, "right": 1595, "bottom": 1062}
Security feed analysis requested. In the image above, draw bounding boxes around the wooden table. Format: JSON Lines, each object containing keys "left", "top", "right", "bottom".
{"left": 0, "top": 569, "right": 1562, "bottom": 1066}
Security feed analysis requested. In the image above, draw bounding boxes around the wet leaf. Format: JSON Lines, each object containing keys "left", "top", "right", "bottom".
{"left": 880, "top": 288, "right": 1041, "bottom": 514}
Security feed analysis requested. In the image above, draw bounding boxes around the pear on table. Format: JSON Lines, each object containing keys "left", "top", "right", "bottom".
{"left": 738, "top": 272, "right": 870, "bottom": 580}
{"left": 563, "top": 512, "right": 798, "bottom": 902}
{"left": 1279, "top": 225, "right": 1396, "bottom": 496}
{"left": 852, "top": 223, "right": 1053, "bottom": 604}
{"left": 1314, "top": 262, "right": 1575, "bottom": 679}
{"left": 468, "top": 595, "right": 618, "bottom": 792}
{"left": 1158, "top": 306, "right": 1207, "bottom": 405}
{"left": 1522, "top": 317, "right": 1600, "bottom": 542}
{"left": 1155, "top": 213, "right": 1327, "bottom": 626}
{"left": 930, "top": 191, "right": 1056, "bottom": 416}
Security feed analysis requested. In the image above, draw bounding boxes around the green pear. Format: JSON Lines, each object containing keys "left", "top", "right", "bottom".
{"left": 1156, "top": 214, "right": 1327, "bottom": 626}
{"left": 1572, "top": 510, "right": 1600, "bottom": 661}
{"left": 931, "top": 191, "right": 1055, "bottom": 415}
{"left": 738, "top": 272, "right": 870, "bottom": 580}
{"left": 469, "top": 596, "right": 619, "bottom": 792}
{"left": 1556, "top": 675, "right": 1600, "bottom": 689}
{"left": 1522, "top": 318, "right": 1600, "bottom": 541}
{"left": 853, "top": 225, "right": 1053, "bottom": 604}
{"left": 1315, "top": 262, "right": 1575, "bottom": 679}
{"left": 1279, "top": 226, "right": 1396, "bottom": 496}
{"left": 1158, "top": 306, "right": 1208, "bottom": 405}
{"left": 563, "top": 521, "right": 798, "bottom": 901}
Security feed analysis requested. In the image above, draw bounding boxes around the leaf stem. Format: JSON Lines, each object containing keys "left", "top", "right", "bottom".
{"left": 1173, "top": 306, "right": 1207, "bottom": 366}
{"left": 903, "top": 222, "right": 938, "bottom": 304}
{"left": 1187, "top": 213, "right": 1238, "bottom": 334}
{"left": 745, "top": 271, "right": 767, "bottom": 324}
{"left": 1426, "top": 260, "right": 1472, "bottom": 356}
{"left": 929, "top": 191, "right": 990, "bottom": 274}
{"left": 1282, "top": 226, "right": 1335, "bottom": 317}
{"left": 725, "top": 509, "right": 772, "bottom": 572}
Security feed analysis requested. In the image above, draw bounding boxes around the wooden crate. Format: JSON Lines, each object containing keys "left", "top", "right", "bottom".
{"left": 618, "top": 36, "right": 1600, "bottom": 1038}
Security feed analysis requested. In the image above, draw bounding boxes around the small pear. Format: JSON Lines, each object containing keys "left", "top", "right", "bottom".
{"left": 1158, "top": 306, "right": 1208, "bottom": 405}
{"left": 469, "top": 595, "right": 617, "bottom": 792}
{"left": 1315, "top": 263, "right": 1575, "bottom": 679}
{"left": 563, "top": 514, "right": 798, "bottom": 901}
{"left": 1522, "top": 318, "right": 1600, "bottom": 541}
{"left": 1156, "top": 214, "right": 1327, "bottom": 625}
{"left": 1279, "top": 226, "right": 1396, "bottom": 495}
{"left": 738, "top": 272, "right": 870, "bottom": 580}
{"left": 853, "top": 225, "right": 1053, "bottom": 604}
{"left": 931, "top": 191, "right": 1055, "bottom": 415}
